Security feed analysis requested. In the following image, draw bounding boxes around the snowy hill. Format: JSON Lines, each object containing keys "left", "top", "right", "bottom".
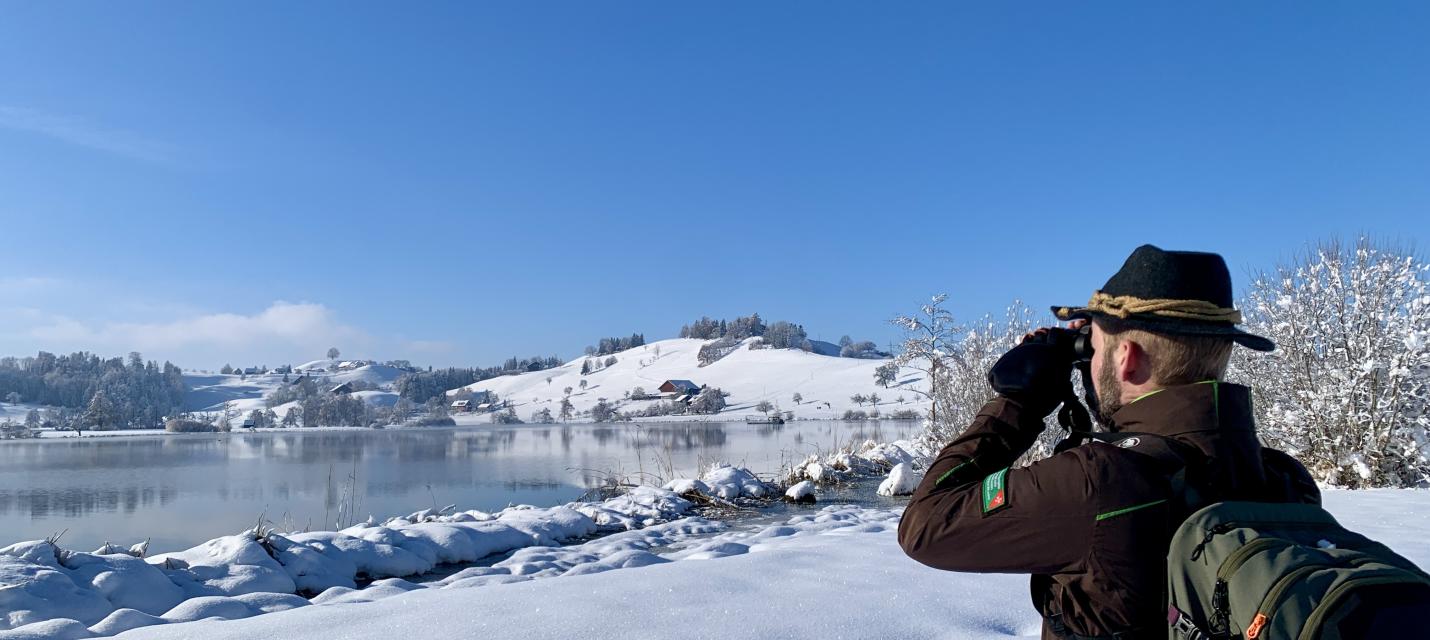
{"left": 451, "top": 338, "right": 924, "bottom": 422}
{"left": 183, "top": 364, "right": 406, "bottom": 425}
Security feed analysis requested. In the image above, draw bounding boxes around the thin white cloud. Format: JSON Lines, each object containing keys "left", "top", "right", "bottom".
{"left": 0, "top": 105, "right": 174, "bottom": 163}
{"left": 24, "top": 302, "right": 369, "bottom": 364}
{"left": 0, "top": 276, "right": 64, "bottom": 294}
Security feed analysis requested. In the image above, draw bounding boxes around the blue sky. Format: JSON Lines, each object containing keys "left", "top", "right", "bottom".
{"left": 2, "top": 2, "right": 1429, "bottom": 368}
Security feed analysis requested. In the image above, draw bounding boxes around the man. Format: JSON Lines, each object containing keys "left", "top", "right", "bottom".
{"left": 898, "top": 245, "right": 1318, "bottom": 640}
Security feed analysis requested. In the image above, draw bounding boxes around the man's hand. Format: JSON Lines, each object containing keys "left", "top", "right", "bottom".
{"left": 987, "top": 326, "right": 1078, "bottom": 418}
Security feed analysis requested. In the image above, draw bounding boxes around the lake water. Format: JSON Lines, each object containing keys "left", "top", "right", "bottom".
{"left": 0, "top": 420, "right": 917, "bottom": 554}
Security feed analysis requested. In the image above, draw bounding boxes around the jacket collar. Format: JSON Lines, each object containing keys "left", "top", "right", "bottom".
{"left": 1110, "top": 380, "right": 1255, "bottom": 436}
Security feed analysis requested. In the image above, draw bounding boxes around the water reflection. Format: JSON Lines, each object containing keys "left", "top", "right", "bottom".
{"left": 0, "top": 420, "right": 917, "bottom": 552}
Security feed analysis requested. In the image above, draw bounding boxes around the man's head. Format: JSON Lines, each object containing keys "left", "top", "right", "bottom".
{"left": 1088, "top": 316, "right": 1234, "bottom": 423}
{"left": 1052, "top": 245, "right": 1273, "bottom": 424}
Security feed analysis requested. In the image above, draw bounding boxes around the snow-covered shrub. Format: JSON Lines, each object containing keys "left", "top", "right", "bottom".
{"left": 490, "top": 408, "right": 523, "bottom": 424}
{"left": 164, "top": 417, "right": 226, "bottom": 433}
{"left": 697, "top": 337, "right": 741, "bottom": 366}
{"left": 0, "top": 420, "right": 34, "bottom": 439}
{"left": 591, "top": 400, "right": 625, "bottom": 422}
{"left": 1231, "top": 238, "right": 1430, "bottom": 488}
{"left": 895, "top": 296, "right": 1058, "bottom": 461}
{"left": 687, "top": 387, "right": 728, "bottom": 415}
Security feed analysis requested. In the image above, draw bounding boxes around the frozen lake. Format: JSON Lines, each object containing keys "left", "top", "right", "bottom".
{"left": 0, "top": 420, "right": 917, "bottom": 553}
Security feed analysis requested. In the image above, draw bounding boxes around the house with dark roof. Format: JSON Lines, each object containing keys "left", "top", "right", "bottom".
{"left": 658, "top": 380, "right": 701, "bottom": 395}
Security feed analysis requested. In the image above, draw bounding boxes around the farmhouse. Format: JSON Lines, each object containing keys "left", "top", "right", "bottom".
{"left": 658, "top": 380, "right": 701, "bottom": 395}
{"left": 330, "top": 382, "right": 355, "bottom": 395}
{"left": 450, "top": 391, "right": 494, "bottom": 412}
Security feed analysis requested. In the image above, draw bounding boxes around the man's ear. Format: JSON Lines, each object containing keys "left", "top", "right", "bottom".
{"left": 1119, "top": 339, "right": 1152, "bottom": 385}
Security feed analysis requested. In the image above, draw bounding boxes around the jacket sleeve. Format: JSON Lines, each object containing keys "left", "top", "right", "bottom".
{"left": 897, "top": 397, "right": 1097, "bottom": 575}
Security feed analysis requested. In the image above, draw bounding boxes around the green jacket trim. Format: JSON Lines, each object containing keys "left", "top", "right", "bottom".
{"left": 934, "top": 458, "right": 974, "bottom": 487}
{"left": 1095, "top": 499, "right": 1167, "bottom": 522}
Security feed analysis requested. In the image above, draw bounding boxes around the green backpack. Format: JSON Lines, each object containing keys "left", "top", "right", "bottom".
{"left": 1081, "top": 431, "right": 1430, "bottom": 640}
{"left": 1165, "top": 498, "right": 1430, "bottom": 640}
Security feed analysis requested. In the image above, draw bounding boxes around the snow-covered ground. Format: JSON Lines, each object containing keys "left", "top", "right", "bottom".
{"left": 1, "top": 489, "right": 1413, "bottom": 640}
{"left": 454, "top": 338, "right": 923, "bottom": 423}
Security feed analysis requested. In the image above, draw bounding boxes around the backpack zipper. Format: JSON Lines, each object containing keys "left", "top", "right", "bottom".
{"left": 1217, "top": 538, "right": 1286, "bottom": 581}
{"left": 1208, "top": 537, "right": 1289, "bottom": 636}
{"left": 1189, "top": 520, "right": 1342, "bottom": 562}
{"left": 1245, "top": 564, "right": 1324, "bottom": 638}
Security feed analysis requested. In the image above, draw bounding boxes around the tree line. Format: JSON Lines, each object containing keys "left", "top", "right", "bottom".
{"left": 0, "top": 351, "right": 186, "bottom": 429}
{"left": 393, "top": 355, "right": 558, "bottom": 404}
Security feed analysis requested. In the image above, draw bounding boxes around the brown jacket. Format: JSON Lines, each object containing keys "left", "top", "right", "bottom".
{"left": 898, "top": 382, "right": 1318, "bottom": 640}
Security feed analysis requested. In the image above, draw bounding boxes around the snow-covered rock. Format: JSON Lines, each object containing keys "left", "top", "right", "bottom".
{"left": 574, "top": 486, "right": 692, "bottom": 530}
{"left": 150, "top": 534, "right": 296, "bottom": 598}
{"left": 0, "top": 542, "right": 115, "bottom": 630}
{"left": 784, "top": 481, "right": 817, "bottom": 504}
{"left": 860, "top": 442, "right": 916, "bottom": 469}
{"left": 0, "top": 618, "right": 95, "bottom": 639}
{"left": 877, "top": 463, "right": 921, "bottom": 496}
{"left": 88, "top": 608, "right": 165, "bottom": 636}
{"left": 60, "top": 550, "right": 185, "bottom": 616}
{"left": 661, "top": 478, "right": 710, "bottom": 495}
{"left": 701, "top": 464, "right": 772, "bottom": 499}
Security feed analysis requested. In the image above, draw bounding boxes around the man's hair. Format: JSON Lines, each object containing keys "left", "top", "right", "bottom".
{"left": 1093, "top": 317, "right": 1234, "bottom": 385}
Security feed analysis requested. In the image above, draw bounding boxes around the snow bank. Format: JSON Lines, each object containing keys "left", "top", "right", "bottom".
{"left": 17, "top": 491, "right": 1430, "bottom": 640}
{"left": 102, "top": 505, "right": 1041, "bottom": 640}
{"left": 0, "top": 479, "right": 711, "bottom": 636}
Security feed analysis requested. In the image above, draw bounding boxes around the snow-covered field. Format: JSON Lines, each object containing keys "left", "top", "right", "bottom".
{"left": 456, "top": 338, "right": 923, "bottom": 422}
{"left": 0, "top": 489, "right": 1414, "bottom": 640}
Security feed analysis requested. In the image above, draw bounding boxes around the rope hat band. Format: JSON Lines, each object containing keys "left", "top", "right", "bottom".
{"left": 1060, "top": 291, "right": 1243, "bottom": 324}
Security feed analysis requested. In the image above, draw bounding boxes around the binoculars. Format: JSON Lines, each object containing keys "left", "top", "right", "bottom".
{"left": 1044, "top": 326, "right": 1096, "bottom": 364}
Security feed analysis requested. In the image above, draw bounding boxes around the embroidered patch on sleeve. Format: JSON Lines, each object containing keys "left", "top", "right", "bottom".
{"left": 981, "top": 468, "right": 1010, "bottom": 514}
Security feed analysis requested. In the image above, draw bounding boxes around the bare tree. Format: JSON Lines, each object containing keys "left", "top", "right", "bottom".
{"left": 874, "top": 362, "right": 899, "bottom": 388}
{"left": 894, "top": 295, "right": 1043, "bottom": 455}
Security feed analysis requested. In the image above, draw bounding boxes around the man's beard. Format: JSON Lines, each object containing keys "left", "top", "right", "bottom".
{"left": 1095, "top": 352, "right": 1123, "bottom": 429}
